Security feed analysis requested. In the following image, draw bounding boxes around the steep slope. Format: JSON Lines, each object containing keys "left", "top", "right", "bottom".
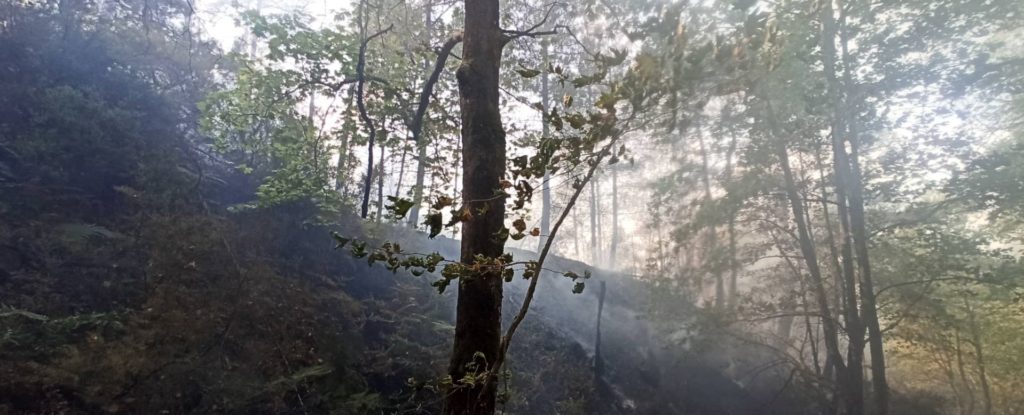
{"left": 0, "top": 13, "right": 796, "bottom": 413}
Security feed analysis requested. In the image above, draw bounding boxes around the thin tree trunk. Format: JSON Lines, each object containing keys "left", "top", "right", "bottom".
{"left": 766, "top": 101, "right": 848, "bottom": 411}
{"left": 407, "top": 0, "right": 463, "bottom": 228}
{"left": 964, "top": 298, "right": 993, "bottom": 415}
{"left": 376, "top": 144, "right": 385, "bottom": 221}
{"left": 594, "top": 280, "right": 606, "bottom": 377}
{"left": 837, "top": 5, "right": 888, "bottom": 411}
{"left": 821, "top": 2, "right": 865, "bottom": 412}
{"left": 610, "top": 165, "right": 619, "bottom": 269}
{"left": 538, "top": 39, "right": 552, "bottom": 253}
{"left": 451, "top": 133, "right": 461, "bottom": 238}
{"left": 408, "top": 0, "right": 432, "bottom": 228}
{"left": 590, "top": 178, "right": 598, "bottom": 266}
{"left": 955, "top": 328, "right": 976, "bottom": 415}
{"left": 308, "top": 92, "right": 315, "bottom": 121}
{"left": 723, "top": 127, "right": 739, "bottom": 308}
{"left": 338, "top": 132, "right": 353, "bottom": 197}
{"left": 444, "top": 0, "right": 506, "bottom": 411}
{"left": 394, "top": 144, "right": 408, "bottom": 199}
{"left": 248, "top": 0, "right": 263, "bottom": 59}
{"left": 936, "top": 343, "right": 964, "bottom": 415}
{"left": 355, "top": 7, "right": 390, "bottom": 219}
{"left": 802, "top": 282, "right": 822, "bottom": 376}
{"left": 814, "top": 144, "right": 844, "bottom": 415}
{"left": 572, "top": 197, "right": 581, "bottom": 259}
{"left": 596, "top": 177, "right": 603, "bottom": 262}
{"left": 335, "top": 94, "right": 353, "bottom": 194}
{"left": 696, "top": 125, "right": 723, "bottom": 308}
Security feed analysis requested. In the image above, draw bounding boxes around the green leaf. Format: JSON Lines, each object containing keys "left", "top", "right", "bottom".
{"left": 572, "top": 71, "right": 607, "bottom": 88}
{"left": 572, "top": 281, "right": 586, "bottom": 294}
{"left": 432, "top": 195, "right": 455, "bottom": 210}
{"left": 432, "top": 277, "right": 452, "bottom": 294}
{"left": 386, "top": 196, "right": 416, "bottom": 219}
{"left": 516, "top": 67, "right": 542, "bottom": 78}
{"left": 330, "top": 232, "right": 351, "bottom": 249}
{"left": 597, "top": 48, "right": 628, "bottom": 66}
{"left": 424, "top": 212, "right": 443, "bottom": 238}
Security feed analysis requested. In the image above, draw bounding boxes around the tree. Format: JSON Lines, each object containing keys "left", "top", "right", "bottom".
{"left": 443, "top": 0, "right": 508, "bottom": 411}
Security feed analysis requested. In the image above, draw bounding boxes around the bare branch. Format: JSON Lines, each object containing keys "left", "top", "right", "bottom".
{"left": 500, "top": 2, "right": 565, "bottom": 43}
{"left": 503, "top": 29, "right": 560, "bottom": 44}
{"left": 503, "top": 2, "right": 564, "bottom": 35}
{"left": 356, "top": 24, "right": 394, "bottom": 218}
{"left": 408, "top": 32, "right": 463, "bottom": 142}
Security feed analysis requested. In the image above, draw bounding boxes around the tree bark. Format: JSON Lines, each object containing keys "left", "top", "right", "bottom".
{"left": 445, "top": 0, "right": 506, "bottom": 412}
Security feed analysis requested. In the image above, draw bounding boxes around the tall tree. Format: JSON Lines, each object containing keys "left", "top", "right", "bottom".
{"left": 445, "top": 0, "right": 507, "bottom": 412}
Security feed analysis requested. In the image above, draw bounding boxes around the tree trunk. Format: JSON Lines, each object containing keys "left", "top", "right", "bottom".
{"left": 248, "top": 0, "right": 263, "bottom": 59}
{"left": 955, "top": 328, "right": 976, "bottom": 415}
{"left": 765, "top": 102, "right": 848, "bottom": 412}
{"left": 572, "top": 198, "right": 581, "bottom": 259}
{"left": 820, "top": 2, "right": 865, "bottom": 412}
{"left": 355, "top": 4, "right": 385, "bottom": 219}
{"left": 538, "top": 39, "right": 552, "bottom": 254}
{"left": 444, "top": 0, "right": 506, "bottom": 412}
{"left": 394, "top": 144, "right": 408, "bottom": 199}
{"left": 376, "top": 144, "right": 386, "bottom": 221}
{"left": 836, "top": 5, "right": 888, "bottom": 412}
{"left": 696, "top": 125, "right": 723, "bottom": 308}
{"left": 964, "top": 298, "right": 993, "bottom": 415}
{"left": 590, "top": 178, "right": 598, "bottom": 266}
{"left": 337, "top": 132, "right": 351, "bottom": 194}
{"left": 610, "top": 165, "right": 619, "bottom": 269}
{"left": 594, "top": 280, "right": 606, "bottom": 377}
{"left": 408, "top": 0, "right": 432, "bottom": 228}
{"left": 723, "top": 126, "right": 739, "bottom": 308}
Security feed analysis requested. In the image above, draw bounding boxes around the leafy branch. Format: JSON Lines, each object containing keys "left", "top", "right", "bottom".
{"left": 480, "top": 124, "right": 625, "bottom": 398}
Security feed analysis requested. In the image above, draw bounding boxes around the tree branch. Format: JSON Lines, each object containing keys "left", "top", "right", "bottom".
{"left": 479, "top": 131, "right": 621, "bottom": 397}
{"left": 875, "top": 276, "right": 1015, "bottom": 298}
{"left": 500, "top": 2, "right": 565, "bottom": 43}
{"left": 408, "top": 32, "right": 463, "bottom": 142}
{"left": 357, "top": 24, "right": 394, "bottom": 218}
